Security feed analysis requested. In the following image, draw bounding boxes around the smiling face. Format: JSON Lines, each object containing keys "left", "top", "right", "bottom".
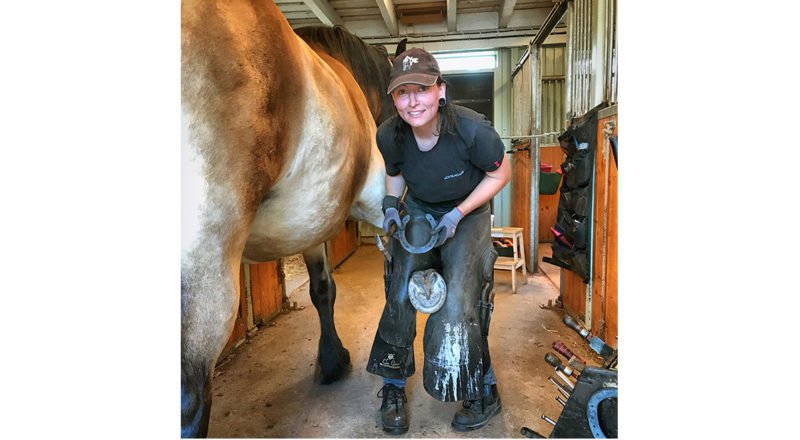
{"left": 390, "top": 82, "right": 447, "bottom": 132}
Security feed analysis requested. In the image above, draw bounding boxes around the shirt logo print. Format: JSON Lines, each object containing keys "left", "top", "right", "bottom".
{"left": 402, "top": 56, "right": 419, "bottom": 71}
{"left": 443, "top": 170, "right": 465, "bottom": 180}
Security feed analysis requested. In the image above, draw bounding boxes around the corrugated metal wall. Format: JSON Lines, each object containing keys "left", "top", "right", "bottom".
{"left": 510, "top": 51, "right": 534, "bottom": 270}
{"left": 539, "top": 45, "right": 566, "bottom": 145}
{"left": 605, "top": 0, "right": 618, "bottom": 104}
{"left": 512, "top": 55, "right": 532, "bottom": 137}
{"left": 567, "top": 0, "right": 592, "bottom": 118}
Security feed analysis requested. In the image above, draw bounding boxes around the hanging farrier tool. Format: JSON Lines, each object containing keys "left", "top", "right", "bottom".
{"left": 375, "top": 235, "right": 392, "bottom": 296}
{"left": 375, "top": 235, "right": 391, "bottom": 262}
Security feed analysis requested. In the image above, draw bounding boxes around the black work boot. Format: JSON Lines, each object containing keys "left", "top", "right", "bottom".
{"left": 377, "top": 384, "right": 409, "bottom": 434}
{"left": 451, "top": 384, "right": 502, "bottom": 432}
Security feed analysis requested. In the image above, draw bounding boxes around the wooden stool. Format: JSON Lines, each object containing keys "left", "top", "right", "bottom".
{"left": 491, "top": 227, "right": 527, "bottom": 293}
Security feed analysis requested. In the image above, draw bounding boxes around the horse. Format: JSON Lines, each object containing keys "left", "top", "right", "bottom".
{"left": 181, "top": 1, "right": 398, "bottom": 436}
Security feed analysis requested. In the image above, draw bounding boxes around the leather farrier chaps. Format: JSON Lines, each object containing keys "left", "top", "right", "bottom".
{"left": 367, "top": 196, "right": 498, "bottom": 402}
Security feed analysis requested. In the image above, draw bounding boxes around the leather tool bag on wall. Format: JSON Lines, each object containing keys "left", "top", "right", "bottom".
{"left": 543, "top": 103, "right": 608, "bottom": 283}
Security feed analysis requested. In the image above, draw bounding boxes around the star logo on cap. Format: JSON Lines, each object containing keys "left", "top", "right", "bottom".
{"left": 402, "top": 55, "right": 419, "bottom": 71}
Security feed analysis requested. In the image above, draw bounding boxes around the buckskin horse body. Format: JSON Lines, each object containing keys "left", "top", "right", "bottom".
{"left": 181, "top": 0, "right": 392, "bottom": 436}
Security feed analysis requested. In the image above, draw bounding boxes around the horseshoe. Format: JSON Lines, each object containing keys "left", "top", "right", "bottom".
{"left": 391, "top": 213, "right": 440, "bottom": 254}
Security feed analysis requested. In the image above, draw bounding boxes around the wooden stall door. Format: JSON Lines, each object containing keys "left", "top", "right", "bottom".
{"left": 327, "top": 220, "right": 358, "bottom": 269}
{"left": 605, "top": 147, "right": 618, "bottom": 346}
{"left": 249, "top": 261, "right": 283, "bottom": 325}
{"left": 562, "top": 110, "right": 618, "bottom": 345}
{"left": 558, "top": 129, "right": 588, "bottom": 319}
{"left": 509, "top": 141, "right": 531, "bottom": 267}
{"left": 538, "top": 146, "right": 566, "bottom": 243}
{"left": 562, "top": 267, "right": 586, "bottom": 319}
{"left": 590, "top": 114, "right": 618, "bottom": 347}
{"left": 221, "top": 261, "right": 284, "bottom": 358}
{"left": 221, "top": 266, "right": 248, "bottom": 358}
{"left": 509, "top": 50, "right": 532, "bottom": 269}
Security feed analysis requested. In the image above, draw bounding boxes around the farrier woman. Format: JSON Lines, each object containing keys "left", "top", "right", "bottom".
{"left": 366, "top": 47, "right": 511, "bottom": 434}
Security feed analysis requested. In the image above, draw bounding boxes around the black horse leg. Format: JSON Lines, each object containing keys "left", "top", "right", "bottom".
{"left": 303, "top": 244, "right": 351, "bottom": 383}
{"left": 181, "top": 358, "right": 211, "bottom": 438}
{"left": 181, "top": 259, "right": 241, "bottom": 438}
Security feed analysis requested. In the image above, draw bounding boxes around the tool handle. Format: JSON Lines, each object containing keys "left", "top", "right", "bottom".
{"left": 544, "top": 352, "right": 564, "bottom": 369}
{"left": 563, "top": 315, "right": 590, "bottom": 338}
{"left": 555, "top": 370, "right": 575, "bottom": 390}
{"left": 552, "top": 341, "right": 580, "bottom": 362}
{"left": 547, "top": 376, "right": 571, "bottom": 399}
{"left": 544, "top": 352, "right": 573, "bottom": 376}
{"left": 568, "top": 357, "right": 586, "bottom": 372}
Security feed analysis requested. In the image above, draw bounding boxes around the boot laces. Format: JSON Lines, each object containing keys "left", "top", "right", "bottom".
{"left": 377, "top": 384, "right": 407, "bottom": 411}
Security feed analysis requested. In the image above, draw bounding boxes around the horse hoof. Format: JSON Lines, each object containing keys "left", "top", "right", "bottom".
{"left": 318, "top": 347, "right": 351, "bottom": 384}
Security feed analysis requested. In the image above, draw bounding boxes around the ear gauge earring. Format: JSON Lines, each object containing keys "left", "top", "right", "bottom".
{"left": 438, "top": 97, "right": 446, "bottom": 107}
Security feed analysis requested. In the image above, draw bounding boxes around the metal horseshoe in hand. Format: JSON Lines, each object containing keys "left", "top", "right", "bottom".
{"left": 392, "top": 213, "right": 441, "bottom": 254}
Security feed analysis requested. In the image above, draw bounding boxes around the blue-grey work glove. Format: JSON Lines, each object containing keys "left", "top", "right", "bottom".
{"left": 382, "top": 195, "right": 401, "bottom": 235}
{"left": 432, "top": 207, "right": 464, "bottom": 247}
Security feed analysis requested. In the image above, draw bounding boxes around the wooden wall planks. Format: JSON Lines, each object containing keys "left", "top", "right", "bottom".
{"left": 509, "top": 142, "right": 531, "bottom": 268}
{"left": 221, "top": 266, "right": 249, "bottom": 358}
{"left": 589, "top": 114, "right": 618, "bottom": 347}
{"left": 560, "top": 112, "right": 617, "bottom": 348}
{"left": 221, "top": 261, "right": 285, "bottom": 359}
{"left": 327, "top": 220, "right": 358, "bottom": 269}
{"left": 249, "top": 261, "right": 283, "bottom": 325}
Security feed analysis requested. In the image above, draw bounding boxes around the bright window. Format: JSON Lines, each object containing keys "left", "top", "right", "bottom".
{"left": 433, "top": 51, "right": 496, "bottom": 73}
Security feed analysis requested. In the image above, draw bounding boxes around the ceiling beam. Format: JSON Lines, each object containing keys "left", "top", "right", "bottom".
{"left": 360, "top": 25, "right": 568, "bottom": 51}
{"left": 301, "top": 0, "right": 342, "bottom": 26}
{"left": 375, "top": 32, "right": 567, "bottom": 54}
{"left": 531, "top": 0, "right": 568, "bottom": 47}
{"left": 374, "top": 0, "right": 399, "bottom": 36}
{"left": 446, "top": 0, "right": 457, "bottom": 32}
{"left": 499, "top": 0, "right": 518, "bottom": 28}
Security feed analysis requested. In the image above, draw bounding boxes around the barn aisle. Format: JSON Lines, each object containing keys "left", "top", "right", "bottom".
{"left": 538, "top": 243, "right": 561, "bottom": 290}
{"left": 207, "top": 244, "right": 601, "bottom": 438}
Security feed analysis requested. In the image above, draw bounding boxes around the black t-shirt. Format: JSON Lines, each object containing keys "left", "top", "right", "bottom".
{"left": 376, "top": 105, "right": 505, "bottom": 207}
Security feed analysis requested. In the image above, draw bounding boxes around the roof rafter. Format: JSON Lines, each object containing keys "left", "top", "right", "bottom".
{"left": 374, "top": 0, "right": 399, "bottom": 36}
{"left": 301, "top": 0, "right": 342, "bottom": 26}
{"left": 499, "top": 0, "right": 518, "bottom": 28}
{"left": 446, "top": 0, "right": 457, "bottom": 32}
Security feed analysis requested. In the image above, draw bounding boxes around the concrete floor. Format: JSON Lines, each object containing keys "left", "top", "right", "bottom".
{"left": 207, "top": 245, "right": 604, "bottom": 438}
{"left": 538, "top": 243, "right": 561, "bottom": 291}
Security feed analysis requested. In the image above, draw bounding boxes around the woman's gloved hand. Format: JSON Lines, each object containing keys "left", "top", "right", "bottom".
{"left": 382, "top": 195, "right": 401, "bottom": 235}
{"left": 433, "top": 207, "right": 464, "bottom": 247}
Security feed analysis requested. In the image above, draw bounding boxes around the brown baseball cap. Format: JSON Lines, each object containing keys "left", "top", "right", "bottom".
{"left": 386, "top": 47, "right": 442, "bottom": 95}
